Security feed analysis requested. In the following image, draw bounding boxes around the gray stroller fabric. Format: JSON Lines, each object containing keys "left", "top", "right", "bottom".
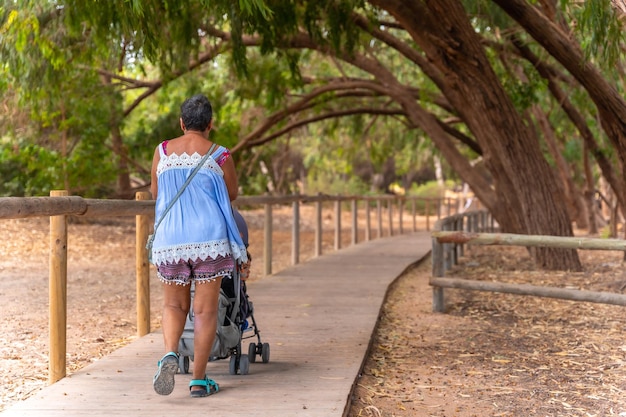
{"left": 210, "top": 288, "right": 241, "bottom": 358}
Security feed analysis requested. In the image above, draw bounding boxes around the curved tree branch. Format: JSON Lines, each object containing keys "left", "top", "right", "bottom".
{"left": 246, "top": 107, "right": 406, "bottom": 148}
{"left": 270, "top": 29, "right": 496, "bottom": 207}
{"left": 232, "top": 78, "right": 391, "bottom": 152}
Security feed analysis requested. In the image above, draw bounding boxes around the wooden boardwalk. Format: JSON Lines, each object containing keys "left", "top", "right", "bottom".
{"left": 1, "top": 232, "right": 431, "bottom": 417}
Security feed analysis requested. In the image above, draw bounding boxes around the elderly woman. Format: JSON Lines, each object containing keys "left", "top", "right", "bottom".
{"left": 149, "top": 94, "right": 247, "bottom": 398}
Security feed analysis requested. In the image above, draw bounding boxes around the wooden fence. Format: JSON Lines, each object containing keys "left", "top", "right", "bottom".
{"left": 430, "top": 211, "right": 626, "bottom": 313}
{"left": 0, "top": 191, "right": 461, "bottom": 384}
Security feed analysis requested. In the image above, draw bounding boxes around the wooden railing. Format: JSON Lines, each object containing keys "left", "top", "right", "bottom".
{"left": 0, "top": 191, "right": 462, "bottom": 384}
{"left": 430, "top": 212, "right": 626, "bottom": 313}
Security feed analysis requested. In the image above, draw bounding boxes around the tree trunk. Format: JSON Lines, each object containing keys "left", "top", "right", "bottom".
{"left": 494, "top": 0, "right": 626, "bottom": 222}
{"left": 60, "top": 103, "right": 71, "bottom": 194}
{"left": 510, "top": 34, "right": 626, "bottom": 217}
{"left": 110, "top": 121, "right": 132, "bottom": 198}
{"left": 100, "top": 73, "right": 132, "bottom": 199}
{"left": 532, "top": 106, "right": 588, "bottom": 229}
{"left": 370, "top": 0, "right": 581, "bottom": 270}
{"left": 510, "top": 35, "right": 626, "bottom": 228}
{"left": 583, "top": 144, "right": 598, "bottom": 234}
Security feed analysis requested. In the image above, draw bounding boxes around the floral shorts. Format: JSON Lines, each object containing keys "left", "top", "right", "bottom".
{"left": 156, "top": 255, "right": 234, "bottom": 286}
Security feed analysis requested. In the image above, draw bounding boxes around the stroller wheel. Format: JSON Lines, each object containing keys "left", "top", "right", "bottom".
{"left": 248, "top": 342, "right": 257, "bottom": 363}
{"left": 239, "top": 355, "right": 250, "bottom": 375}
{"left": 178, "top": 355, "right": 190, "bottom": 374}
{"left": 229, "top": 355, "right": 238, "bottom": 375}
{"left": 261, "top": 343, "right": 270, "bottom": 364}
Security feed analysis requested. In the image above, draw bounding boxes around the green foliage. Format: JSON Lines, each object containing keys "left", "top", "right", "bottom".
{"left": 0, "top": 139, "right": 59, "bottom": 196}
{"left": 405, "top": 180, "right": 457, "bottom": 215}
{"left": 561, "top": 138, "right": 582, "bottom": 162}
{"left": 63, "top": 0, "right": 272, "bottom": 77}
{"left": 239, "top": 166, "right": 272, "bottom": 195}
{"left": 0, "top": 137, "right": 117, "bottom": 197}
{"left": 2, "top": 7, "right": 52, "bottom": 79}
{"left": 599, "top": 225, "right": 614, "bottom": 239}
{"left": 1, "top": 0, "right": 624, "bottom": 208}
{"left": 500, "top": 68, "right": 549, "bottom": 112}
{"left": 408, "top": 180, "right": 453, "bottom": 198}
{"left": 2, "top": 1, "right": 446, "bottom": 197}
{"left": 463, "top": 0, "right": 512, "bottom": 30}
{"left": 123, "top": 85, "right": 186, "bottom": 164}
{"left": 304, "top": 0, "right": 363, "bottom": 52}
{"left": 306, "top": 171, "right": 369, "bottom": 196}
{"left": 571, "top": 0, "right": 625, "bottom": 70}
{"left": 66, "top": 142, "right": 119, "bottom": 198}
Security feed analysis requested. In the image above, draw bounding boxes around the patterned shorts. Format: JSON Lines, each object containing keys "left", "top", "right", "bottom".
{"left": 156, "top": 255, "right": 234, "bottom": 286}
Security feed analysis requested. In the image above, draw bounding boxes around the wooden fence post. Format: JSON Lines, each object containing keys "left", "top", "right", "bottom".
{"left": 315, "top": 198, "right": 322, "bottom": 257}
{"left": 469, "top": 212, "right": 477, "bottom": 232}
{"left": 443, "top": 222, "right": 453, "bottom": 271}
{"left": 412, "top": 198, "right": 416, "bottom": 232}
{"left": 437, "top": 198, "right": 442, "bottom": 220}
{"left": 292, "top": 198, "right": 300, "bottom": 265}
{"left": 376, "top": 199, "right": 383, "bottom": 238}
{"left": 387, "top": 199, "right": 393, "bottom": 236}
{"left": 135, "top": 191, "right": 151, "bottom": 337}
{"left": 431, "top": 235, "right": 445, "bottom": 313}
{"left": 49, "top": 190, "right": 68, "bottom": 384}
{"left": 365, "top": 198, "right": 371, "bottom": 242}
{"left": 398, "top": 198, "right": 404, "bottom": 235}
{"left": 351, "top": 199, "right": 358, "bottom": 245}
{"left": 456, "top": 215, "right": 464, "bottom": 259}
{"left": 264, "top": 203, "right": 273, "bottom": 275}
{"left": 425, "top": 199, "right": 430, "bottom": 231}
{"left": 334, "top": 200, "right": 341, "bottom": 250}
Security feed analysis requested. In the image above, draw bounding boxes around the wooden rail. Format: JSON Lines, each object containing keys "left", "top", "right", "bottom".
{"left": 1, "top": 191, "right": 461, "bottom": 384}
{"left": 430, "top": 213, "right": 626, "bottom": 312}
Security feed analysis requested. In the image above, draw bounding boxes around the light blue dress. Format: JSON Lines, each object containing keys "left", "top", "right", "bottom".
{"left": 150, "top": 143, "right": 247, "bottom": 267}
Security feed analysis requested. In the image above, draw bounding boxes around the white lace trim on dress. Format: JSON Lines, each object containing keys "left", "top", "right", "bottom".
{"left": 152, "top": 239, "right": 241, "bottom": 266}
{"left": 156, "top": 152, "right": 223, "bottom": 176}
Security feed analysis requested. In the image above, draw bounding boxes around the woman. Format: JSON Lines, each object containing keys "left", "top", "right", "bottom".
{"left": 149, "top": 94, "right": 247, "bottom": 398}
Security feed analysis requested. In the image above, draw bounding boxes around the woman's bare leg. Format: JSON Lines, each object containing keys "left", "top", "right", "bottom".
{"left": 190, "top": 277, "right": 222, "bottom": 391}
{"left": 162, "top": 283, "right": 191, "bottom": 353}
{"left": 153, "top": 282, "right": 191, "bottom": 395}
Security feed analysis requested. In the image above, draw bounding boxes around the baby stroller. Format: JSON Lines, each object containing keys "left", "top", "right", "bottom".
{"left": 177, "top": 210, "right": 270, "bottom": 375}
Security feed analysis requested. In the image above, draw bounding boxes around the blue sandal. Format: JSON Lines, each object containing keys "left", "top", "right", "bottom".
{"left": 153, "top": 352, "right": 179, "bottom": 395}
{"left": 189, "top": 376, "right": 219, "bottom": 398}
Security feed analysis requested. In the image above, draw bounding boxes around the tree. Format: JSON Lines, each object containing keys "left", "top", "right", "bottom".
{"left": 1, "top": 3, "right": 124, "bottom": 196}
{"left": 350, "top": 0, "right": 579, "bottom": 269}
{"left": 5, "top": 0, "right": 626, "bottom": 271}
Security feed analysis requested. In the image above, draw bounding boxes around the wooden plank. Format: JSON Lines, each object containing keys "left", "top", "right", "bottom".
{"left": 0, "top": 196, "right": 86, "bottom": 219}
{"left": 1, "top": 195, "right": 450, "bottom": 222}
{"left": 433, "top": 231, "right": 626, "bottom": 251}
{"left": 82, "top": 199, "right": 154, "bottom": 217}
{"left": 431, "top": 276, "right": 626, "bottom": 306}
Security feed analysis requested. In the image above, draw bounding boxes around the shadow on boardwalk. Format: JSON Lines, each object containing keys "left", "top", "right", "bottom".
{"left": 1, "top": 232, "right": 431, "bottom": 417}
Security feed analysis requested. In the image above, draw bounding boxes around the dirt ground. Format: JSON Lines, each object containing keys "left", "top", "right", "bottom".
{"left": 2, "top": 211, "right": 626, "bottom": 416}
{"left": 349, "top": 246, "right": 626, "bottom": 417}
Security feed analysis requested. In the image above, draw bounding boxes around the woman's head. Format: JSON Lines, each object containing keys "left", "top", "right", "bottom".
{"left": 180, "top": 94, "right": 213, "bottom": 131}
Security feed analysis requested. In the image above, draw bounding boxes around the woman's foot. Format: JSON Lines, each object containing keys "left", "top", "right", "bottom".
{"left": 153, "top": 352, "right": 179, "bottom": 395}
{"left": 189, "top": 376, "right": 219, "bottom": 398}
